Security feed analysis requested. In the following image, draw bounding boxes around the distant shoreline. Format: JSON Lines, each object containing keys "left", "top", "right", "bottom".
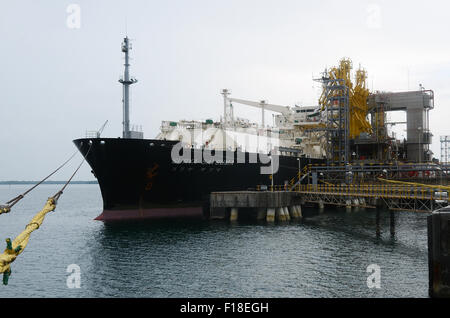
{"left": 0, "top": 181, "right": 98, "bottom": 185}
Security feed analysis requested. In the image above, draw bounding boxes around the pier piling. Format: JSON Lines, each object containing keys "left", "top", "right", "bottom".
{"left": 230, "top": 208, "right": 238, "bottom": 222}
{"left": 428, "top": 208, "right": 450, "bottom": 297}
{"left": 266, "top": 208, "right": 275, "bottom": 223}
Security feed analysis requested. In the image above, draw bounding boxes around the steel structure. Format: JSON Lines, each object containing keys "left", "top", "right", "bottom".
{"left": 441, "top": 136, "right": 450, "bottom": 164}
{"left": 295, "top": 184, "right": 448, "bottom": 213}
{"left": 367, "top": 89, "right": 434, "bottom": 163}
{"left": 315, "top": 75, "right": 350, "bottom": 165}
{"left": 304, "top": 163, "right": 450, "bottom": 184}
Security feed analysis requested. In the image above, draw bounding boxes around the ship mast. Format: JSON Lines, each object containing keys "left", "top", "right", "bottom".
{"left": 119, "top": 37, "right": 137, "bottom": 138}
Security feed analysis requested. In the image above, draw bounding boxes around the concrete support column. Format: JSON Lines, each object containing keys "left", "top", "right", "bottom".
{"left": 288, "top": 206, "right": 296, "bottom": 219}
{"left": 257, "top": 208, "right": 267, "bottom": 221}
{"left": 289, "top": 206, "right": 301, "bottom": 219}
{"left": 276, "top": 207, "right": 286, "bottom": 222}
{"left": 283, "top": 207, "right": 291, "bottom": 221}
{"left": 346, "top": 199, "right": 352, "bottom": 212}
{"left": 353, "top": 198, "right": 360, "bottom": 211}
{"left": 318, "top": 200, "right": 324, "bottom": 213}
{"left": 266, "top": 208, "right": 275, "bottom": 223}
{"left": 230, "top": 208, "right": 238, "bottom": 222}
{"left": 359, "top": 198, "right": 366, "bottom": 209}
{"left": 296, "top": 205, "right": 303, "bottom": 218}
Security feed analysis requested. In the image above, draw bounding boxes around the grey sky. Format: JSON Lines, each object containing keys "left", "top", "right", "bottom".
{"left": 1, "top": 0, "right": 449, "bottom": 181}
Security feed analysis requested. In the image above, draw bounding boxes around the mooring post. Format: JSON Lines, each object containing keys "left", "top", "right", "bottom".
{"left": 428, "top": 208, "right": 450, "bottom": 297}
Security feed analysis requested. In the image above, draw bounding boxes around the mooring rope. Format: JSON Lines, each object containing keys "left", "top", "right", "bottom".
{"left": 0, "top": 143, "right": 92, "bottom": 285}
{"left": 0, "top": 150, "right": 79, "bottom": 216}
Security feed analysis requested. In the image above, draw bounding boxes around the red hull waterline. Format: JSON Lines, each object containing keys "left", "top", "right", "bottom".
{"left": 95, "top": 207, "right": 204, "bottom": 221}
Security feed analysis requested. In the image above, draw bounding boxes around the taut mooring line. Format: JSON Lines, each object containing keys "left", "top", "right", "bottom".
{"left": 0, "top": 143, "right": 92, "bottom": 285}
{"left": 0, "top": 150, "right": 78, "bottom": 215}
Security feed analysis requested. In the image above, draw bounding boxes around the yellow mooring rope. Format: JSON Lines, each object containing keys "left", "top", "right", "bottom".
{"left": 0, "top": 206, "right": 11, "bottom": 216}
{"left": 0, "top": 197, "right": 56, "bottom": 285}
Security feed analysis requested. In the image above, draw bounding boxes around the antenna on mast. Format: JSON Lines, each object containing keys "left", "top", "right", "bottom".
{"left": 118, "top": 36, "right": 138, "bottom": 138}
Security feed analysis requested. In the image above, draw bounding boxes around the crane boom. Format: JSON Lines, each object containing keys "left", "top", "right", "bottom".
{"left": 228, "top": 97, "right": 291, "bottom": 115}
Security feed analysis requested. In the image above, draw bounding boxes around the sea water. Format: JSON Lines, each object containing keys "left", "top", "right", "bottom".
{"left": 0, "top": 184, "right": 428, "bottom": 297}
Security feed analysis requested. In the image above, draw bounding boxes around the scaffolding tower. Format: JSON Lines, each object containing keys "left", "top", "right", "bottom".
{"left": 441, "top": 136, "right": 450, "bottom": 164}
{"left": 319, "top": 76, "right": 350, "bottom": 165}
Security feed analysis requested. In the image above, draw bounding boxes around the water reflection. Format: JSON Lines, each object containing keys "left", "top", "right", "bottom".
{"left": 81, "top": 208, "right": 427, "bottom": 297}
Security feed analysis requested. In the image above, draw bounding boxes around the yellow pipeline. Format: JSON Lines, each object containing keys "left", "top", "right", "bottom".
{"left": 377, "top": 178, "right": 450, "bottom": 191}
{"left": 319, "top": 58, "right": 372, "bottom": 139}
{"left": 0, "top": 198, "right": 56, "bottom": 285}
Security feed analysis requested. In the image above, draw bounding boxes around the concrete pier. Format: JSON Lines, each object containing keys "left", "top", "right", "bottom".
{"left": 210, "top": 191, "right": 299, "bottom": 222}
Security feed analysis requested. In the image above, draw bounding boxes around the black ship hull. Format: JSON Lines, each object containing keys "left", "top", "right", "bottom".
{"left": 73, "top": 138, "right": 323, "bottom": 221}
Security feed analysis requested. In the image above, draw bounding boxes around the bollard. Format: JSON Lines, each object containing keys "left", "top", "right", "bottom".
{"left": 230, "top": 208, "right": 238, "bottom": 222}
{"left": 266, "top": 208, "right": 275, "bottom": 223}
{"left": 428, "top": 208, "right": 450, "bottom": 297}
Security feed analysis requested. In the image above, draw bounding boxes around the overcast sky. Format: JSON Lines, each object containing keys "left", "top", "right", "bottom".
{"left": 1, "top": 0, "right": 449, "bottom": 181}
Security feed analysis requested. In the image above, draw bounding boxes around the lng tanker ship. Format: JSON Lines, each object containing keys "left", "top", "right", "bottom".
{"left": 73, "top": 37, "right": 326, "bottom": 221}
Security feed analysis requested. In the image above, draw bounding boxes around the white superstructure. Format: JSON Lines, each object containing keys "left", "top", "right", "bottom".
{"left": 155, "top": 90, "right": 327, "bottom": 158}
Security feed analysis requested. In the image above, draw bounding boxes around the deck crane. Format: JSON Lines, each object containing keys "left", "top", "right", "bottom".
{"left": 220, "top": 89, "right": 322, "bottom": 129}
{"left": 228, "top": 98, "right": 292, "bottom": 128}
{"left": 221, "top": 89, "right": 291, "bottom": 128}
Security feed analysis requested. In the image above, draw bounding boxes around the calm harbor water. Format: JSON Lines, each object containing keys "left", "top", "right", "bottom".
{"left": 0, "top": 184, "right": 428, "bottom": 298}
